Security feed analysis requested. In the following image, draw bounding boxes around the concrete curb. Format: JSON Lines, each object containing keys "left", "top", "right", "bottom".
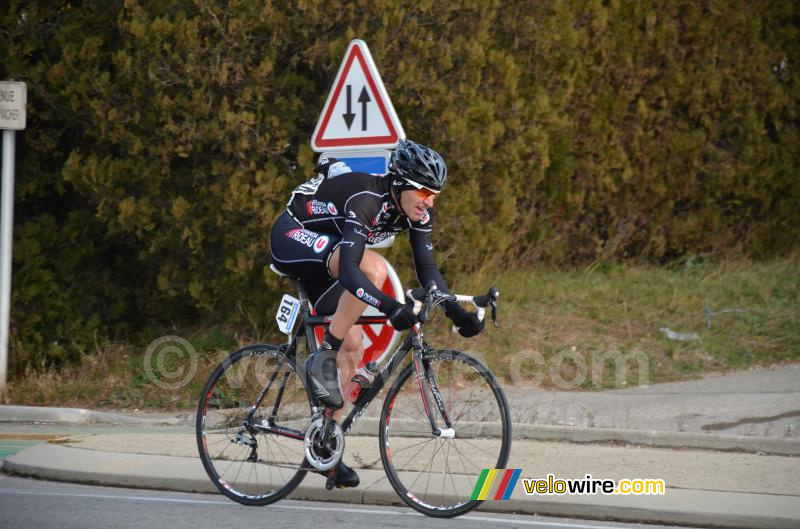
{"left": 4, "top": 443, "right": 799, "bottom": 529}
{"left": 349, "top": 418, "right": 800, "bottom": 456}
{"left": 0, "top": 405, "right": 185, "bottom": 426}
{"left": 4, "top": 405, "right": 799, "bottom": 455}
{"left": 511, "top": 423, "right": 800, "bottom": 456}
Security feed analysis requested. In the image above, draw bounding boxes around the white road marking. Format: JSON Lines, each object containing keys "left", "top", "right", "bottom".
{"left": 0, "top": 488, "right": 641, "bottom": 529}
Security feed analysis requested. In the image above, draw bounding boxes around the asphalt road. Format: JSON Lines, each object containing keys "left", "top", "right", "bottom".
{"left": 0, "top": 475, "right": 691, "bottom": 529}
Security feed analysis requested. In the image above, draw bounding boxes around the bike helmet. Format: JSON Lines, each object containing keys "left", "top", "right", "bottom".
{"left": 389, "top": 139, "right": 447, "bottom": 192}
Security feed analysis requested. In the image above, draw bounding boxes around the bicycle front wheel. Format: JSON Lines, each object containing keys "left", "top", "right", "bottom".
{"left": 379, "top": 349, "right": 512, "bottom": 517}
{"left": 196, "top": 344, "right": 312, "bottom": 506}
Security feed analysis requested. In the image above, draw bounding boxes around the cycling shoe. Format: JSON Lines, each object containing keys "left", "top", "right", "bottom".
{"left": 305, "top": 343, "right": 344, "bottom": 409}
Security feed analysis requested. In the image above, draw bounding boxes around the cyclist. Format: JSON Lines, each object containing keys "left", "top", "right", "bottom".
{"left": 269, "top": 139, "right": 484, "bottom": 487}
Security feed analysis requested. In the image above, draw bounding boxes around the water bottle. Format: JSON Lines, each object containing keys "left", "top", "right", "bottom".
{"left": 347, "top": 361, "right": 379, "bottom": 404}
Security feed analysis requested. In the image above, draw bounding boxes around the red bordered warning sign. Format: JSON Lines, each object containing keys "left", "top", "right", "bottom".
{"left": 311, "top": 39, "right": 405, "bottom": 152}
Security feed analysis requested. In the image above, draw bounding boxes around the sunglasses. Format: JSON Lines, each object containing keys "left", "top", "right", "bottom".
{"left": 402, "top": 178, "right": 440, "bottom": 200}
{"left": 413, "top": 187, "right": 439, "bottom": 200}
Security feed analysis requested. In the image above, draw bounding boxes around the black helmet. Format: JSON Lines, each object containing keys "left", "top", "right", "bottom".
{"left": 389, "top": 139, "right": 447, "bottom": 191}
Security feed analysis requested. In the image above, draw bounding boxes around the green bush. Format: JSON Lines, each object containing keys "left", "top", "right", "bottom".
{"left": 1, "top": 0, "right": 797, "bottom": 370}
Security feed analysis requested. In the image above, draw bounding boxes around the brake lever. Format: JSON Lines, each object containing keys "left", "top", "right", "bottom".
{"left": 425, "top": 281, "right": 438, "bottom": 297}
{"left": 416, "top": 282, "right": 438, "bottom": 323}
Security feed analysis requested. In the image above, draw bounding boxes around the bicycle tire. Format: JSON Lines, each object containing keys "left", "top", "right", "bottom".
{"left": 196, "top": 344, "right": 311, "bottom": 506}
{"left": 378, "top": 349, "right": 512, "bottom": 517}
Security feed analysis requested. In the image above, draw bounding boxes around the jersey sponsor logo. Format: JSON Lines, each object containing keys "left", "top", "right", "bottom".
{"left": 366, "top": 228, "right": 402, "bottom": 245}
{"left": 313, "top": 235, "right": 330, "bottom": 254}
{"left": 371, "top": 201, "right": 395, "bottom": 226}
{"left": 353, "top": 227, "right": 367, "bottom": 238}
{"left": 285, "top": 228, "right": 323, "bottom": 249}
{"left": 306, "top": 200, "right": 338, "bottom": 216}
{"left": 355, "top": 287, "right": 381, "bottom": 307}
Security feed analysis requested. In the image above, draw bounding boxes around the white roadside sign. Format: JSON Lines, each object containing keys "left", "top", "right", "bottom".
{"left": 0, "top": 82, "right": 26, "bottom": 130}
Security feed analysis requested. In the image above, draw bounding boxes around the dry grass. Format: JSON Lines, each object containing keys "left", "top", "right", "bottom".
{"left": 6, "top": 257, "right": 798, "bottom": 408}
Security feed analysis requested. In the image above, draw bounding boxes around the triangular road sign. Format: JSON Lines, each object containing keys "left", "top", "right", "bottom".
{"left": 311, "top": 40, "right": 405, "bottom": 152}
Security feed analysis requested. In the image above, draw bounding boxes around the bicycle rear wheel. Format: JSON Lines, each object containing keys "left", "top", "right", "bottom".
{"left": 379, "top": 349, "right": 512, "bottom": 517}
{"left": 196, "top": 344, "right": 312, "bottom": 506}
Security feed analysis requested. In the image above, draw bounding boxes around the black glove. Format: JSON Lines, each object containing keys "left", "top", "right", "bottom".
{"left": 447, "top": 305, "right": 484, "bottom": 338}
{"left": 388, "top": 302, "right": 419, "bottom": 331}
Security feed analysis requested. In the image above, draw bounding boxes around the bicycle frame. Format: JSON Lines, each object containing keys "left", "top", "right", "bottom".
{"left": 250, "top": 278, "right": 452, "bottom": 442}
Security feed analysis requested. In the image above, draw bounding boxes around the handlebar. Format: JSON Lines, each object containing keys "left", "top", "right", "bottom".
{"left": 405, "top": 282, "right": 500, "bottom": 329}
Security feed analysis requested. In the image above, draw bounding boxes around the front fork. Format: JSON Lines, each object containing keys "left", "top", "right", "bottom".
{"left": 411, "top": 335, "right": 454, "bottom": 438}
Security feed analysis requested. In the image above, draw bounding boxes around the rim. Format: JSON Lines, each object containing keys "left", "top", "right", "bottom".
{"left": 380, "top": 351, "right": 510, "bottom": 515}
{"left": 197, "top": 348, "right": 312, "bottom": 503}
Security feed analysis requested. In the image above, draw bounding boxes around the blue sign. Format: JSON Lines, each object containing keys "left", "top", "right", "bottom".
{"left": 339, "top": 156, "right": 387, "bottom": 175}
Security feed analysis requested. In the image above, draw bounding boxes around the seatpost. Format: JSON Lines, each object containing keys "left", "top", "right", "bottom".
{"left": 294, "top": 279, "right": 318, "bottom": 353}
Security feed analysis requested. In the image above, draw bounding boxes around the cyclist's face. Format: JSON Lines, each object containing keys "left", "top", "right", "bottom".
{"left": 400, "top": 188, "right": 438, "bottom": 221}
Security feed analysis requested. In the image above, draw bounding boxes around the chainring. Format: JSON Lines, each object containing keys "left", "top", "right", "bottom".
{"left": 303, "top": 415, "right": 344, "bottom": 471}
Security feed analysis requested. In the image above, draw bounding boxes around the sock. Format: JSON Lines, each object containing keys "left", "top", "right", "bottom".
{"left": 322, "top": 330, "right": 343, "bottom": 350}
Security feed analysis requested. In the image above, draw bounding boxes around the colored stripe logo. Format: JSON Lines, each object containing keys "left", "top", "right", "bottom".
{"left": 470, "top": 469, "right": 522, "bottom": 500}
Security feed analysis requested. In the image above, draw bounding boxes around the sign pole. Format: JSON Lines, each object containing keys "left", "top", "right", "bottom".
{"left": 0, "top": 80, "right": 25, "bottom": 397}
{"left": 0, "top": 129, "right": 15, "bottom": 396}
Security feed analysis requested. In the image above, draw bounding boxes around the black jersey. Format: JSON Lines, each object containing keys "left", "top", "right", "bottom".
{"left": 284, "top": 158, "right": 449, "bottom": 315}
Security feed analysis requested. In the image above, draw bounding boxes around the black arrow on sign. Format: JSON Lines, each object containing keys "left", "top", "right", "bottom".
{"left": 358, "top": 86, "right": 371, "bottom": 131}
{"left": 343, "top": 85, "right": 355, "bottom": 130}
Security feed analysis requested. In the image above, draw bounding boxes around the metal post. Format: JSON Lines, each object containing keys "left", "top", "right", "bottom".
{"left": 0, "top": 129, "right": 15, "bottom": 396}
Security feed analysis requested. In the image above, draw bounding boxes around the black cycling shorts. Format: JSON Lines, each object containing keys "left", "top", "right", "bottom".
{"left": 269, "top": 210, "right": 344, "bottom": 316}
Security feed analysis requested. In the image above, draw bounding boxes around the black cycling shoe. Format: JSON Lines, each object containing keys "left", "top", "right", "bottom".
{"left": 334, "top": 461, "right": 360, "bottom": 488}
{"left": 305, "top": 343, "right": 344, "bottom": 410}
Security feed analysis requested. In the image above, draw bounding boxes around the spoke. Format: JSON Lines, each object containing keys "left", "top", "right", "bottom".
{"left": 392, "top": 437, "right": 437, "bottom": 471}
{"left": 394, "top": 388, "right": 427, "bottom": 423}
{"left": 451, "top": 368, "right": 480, "bottom": 423}
{"left": 218, "top": 444, "right": 247, "bottom": 482}
{"left": 261, "top": 435, "right": 278, "bottom": 489}
{"left": 204, "top": 427, "right": 242, "bottom": 435}
{"left": 455, "top": 436, "right": 504, "bottom": 461}
{"left": 385, "top": 437, "right": 436, "bottom": 463}
{"left": 407, "top": 438, "right": 444, "bottom": 497}
{"left": 204, "top": 435, "right": 232, "bottom": 452}
{"left": 442, "top": 438, "right": 451, "bottom": 504}
{"left": 267, "top": 433, "right": 297, "bottom": 470}
{"left": 249, "top": 456, "right": 258, "bottom": 495}
{"left": 208, "top": 435, "right": 238, "bottom": 460}
{"left": 446, "top": 440, "right": 467, "bottom": 500}
{"left": 450, "top": 439, "right": 481, "bottom": 482}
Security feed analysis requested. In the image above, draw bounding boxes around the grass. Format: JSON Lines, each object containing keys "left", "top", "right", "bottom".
{"left": 6, "top": 257, "right": 799, "bottom": 409}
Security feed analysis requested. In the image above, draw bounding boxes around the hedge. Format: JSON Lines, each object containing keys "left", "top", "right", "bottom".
{"left": 1, "top": 0, "right": 797, "bottom": 369}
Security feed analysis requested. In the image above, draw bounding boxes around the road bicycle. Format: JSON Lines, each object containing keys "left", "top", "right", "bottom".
{"left": 196, "top": 268, "right": 512, "bottom": 518}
